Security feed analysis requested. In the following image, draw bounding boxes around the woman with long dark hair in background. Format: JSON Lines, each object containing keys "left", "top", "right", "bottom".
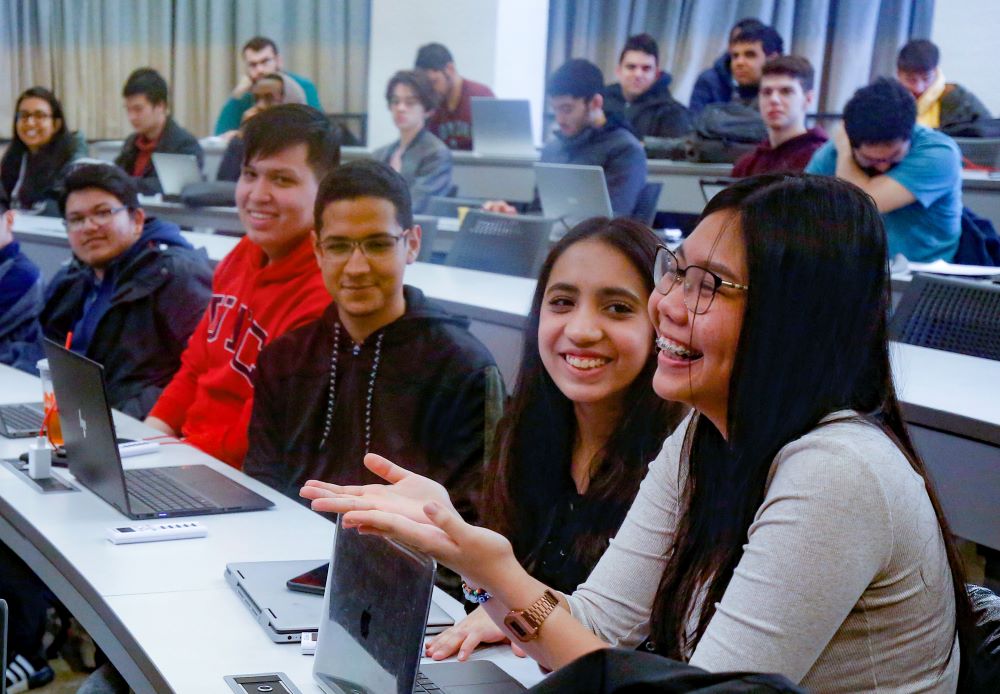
{"left": 1, "top": 87, "right": 87, "bottom": 215}
{"left": 303, "top": 174, "right": 973, "bottom": 692}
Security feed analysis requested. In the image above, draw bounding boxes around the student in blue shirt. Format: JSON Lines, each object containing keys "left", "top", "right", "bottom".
{"left": 806, "top": 78, "right": 962, "bottom": 263}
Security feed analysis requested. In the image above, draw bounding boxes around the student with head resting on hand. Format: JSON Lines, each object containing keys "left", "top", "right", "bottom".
{"left": 422, "top": 217, "right": 686, "bottom": 661}
{"left": 301, "top": 173, "right": 973, "bottom": 692}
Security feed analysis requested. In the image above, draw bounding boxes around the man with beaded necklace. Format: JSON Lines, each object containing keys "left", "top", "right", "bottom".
{"left": 244, "top": 161, "right": 501, "bottom": 539}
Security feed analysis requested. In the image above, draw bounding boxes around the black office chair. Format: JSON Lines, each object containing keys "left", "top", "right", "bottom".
{"left": 444, "top": 210, "right": 554, "bottom": 278}
{"left": 889, "top": 274, "right": 1000, "bottom": 361}
{"left": 412, "top": 215, "right": 438, "bottom": 263}
{"left": 632, "top": 182, "right": 662, "bottom": 227}
{"left": 425, "top": 196, "right": 489, "bottom": 218}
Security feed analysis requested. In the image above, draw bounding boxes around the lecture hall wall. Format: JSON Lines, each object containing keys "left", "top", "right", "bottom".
{"left": 931, "top": 0, "right": 1000, "bottom": 115}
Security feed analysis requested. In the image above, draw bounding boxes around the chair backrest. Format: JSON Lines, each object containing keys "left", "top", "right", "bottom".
{"left": 953, "top": 137, "right": 1000, "bottom": 169}
{"left": 425, "top": 196, "right": 487, "bottom": 218}
{"left": 632, "top": 182, "right": 662, "bottom": 226}
{"left": 412, "top": 215, "right": 438, "bottom": 263}
{"left": 968, "top": 584, "right": 1000, "bottom": 693}
{"left": 889, "top": 274, "right": 1000, "bottom": 360}
{"left": 444, "top": 210, "right": 554, "bottom": 278}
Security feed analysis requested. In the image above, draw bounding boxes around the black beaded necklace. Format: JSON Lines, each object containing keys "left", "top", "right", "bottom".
{"left": 317, "top": 322, "right": 384, "bottom": 452}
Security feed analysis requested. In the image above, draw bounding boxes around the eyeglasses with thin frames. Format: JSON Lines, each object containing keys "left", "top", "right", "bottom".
{"left": 652, "top": 246, "right": 749, "bottom": 315}
{"left": 64, "top": 206, "right": 129, "bottom": 232}
{"left": 16, "top": 111, "right": 53, "bottom": 122}
{"left": 316, "top": 230, "right": 410, "bottom": 261}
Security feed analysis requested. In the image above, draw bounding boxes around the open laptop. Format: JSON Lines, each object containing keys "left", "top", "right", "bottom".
{"left": 313, "top": 520, "right": 524, "bottom": 694}
{"left": 42, "top": 340, "right": 273, "bottom": 519}
{"left": 152, "top": 153, "right": 203, "bottom": 201}
{"left": 0, "top": 402, "right": 45, "bottom": 438}
{"left": 471, "top": 98, "right": 536, "bottom": 157}
{"left": 225, "top": 560, "right": 455, "bottom": 643}
{"left": 699, "top": 177, "right": 736, "bottom": 204}
{"left": 534, "top": 162, "right": 613, "bottom": 228}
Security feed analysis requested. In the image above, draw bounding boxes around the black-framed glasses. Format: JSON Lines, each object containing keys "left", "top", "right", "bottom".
{"left": 64, "top": 206, "right": 128, "bottom": 232}
{"left": 653, "top": 246, "right": 749, "bottom": 315}
{"left": 317, "top": 230, "right": 409, "bottom": 260}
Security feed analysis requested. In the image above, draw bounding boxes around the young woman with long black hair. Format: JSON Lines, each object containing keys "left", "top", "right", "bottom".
{"left": 425, "top": 218, "right": 686, "bottom": 660}
{"left": 0, "top": 88, "right": 87, "bottom": 214}
{"left": 301, "top": 174, "right": 972, "bottom": 692}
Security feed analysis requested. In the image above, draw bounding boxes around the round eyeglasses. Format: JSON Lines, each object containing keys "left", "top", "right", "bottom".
{"left": 652, "top": 246, "right": 749, "bottom": 315}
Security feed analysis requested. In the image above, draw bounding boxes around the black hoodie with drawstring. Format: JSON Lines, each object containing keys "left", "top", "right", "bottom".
{"left": 244, "top": 286, "right": 501, "bottom": 525}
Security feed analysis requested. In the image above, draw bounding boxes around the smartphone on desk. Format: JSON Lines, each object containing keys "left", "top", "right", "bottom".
{"left": 286, "top": 562, "right": 328, "bottom": 595}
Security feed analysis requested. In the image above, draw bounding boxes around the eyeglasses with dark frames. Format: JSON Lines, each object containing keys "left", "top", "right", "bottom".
{"left": 652, "top": 246, "right": 749, "bottom": 315}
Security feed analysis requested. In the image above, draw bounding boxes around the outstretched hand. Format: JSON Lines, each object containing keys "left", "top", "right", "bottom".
{"left": 300, "top": 454, "right": 516, "bottom": 587}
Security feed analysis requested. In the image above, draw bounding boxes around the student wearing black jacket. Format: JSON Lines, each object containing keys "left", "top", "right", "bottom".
{"left": 114, "top": 68, "right": 203, "bottom": 195}
{"left": 16, "top": 163, "right": 213, "bottom": 418}
{"left": 244, "top": 161, "right": 501, "bottom": 526}
{"left": 0, "top": 87, "right": 87, "bottom": 215}
{"left": 602, "top": 34, "right": 692, "bottom": 139}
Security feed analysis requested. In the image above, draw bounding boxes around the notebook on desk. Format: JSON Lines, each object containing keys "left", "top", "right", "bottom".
{"left": 42, "top": 340, "right": 273, "bottom": 519}
{"left": 313, "top": 519, "right": 524, "bottom": 694}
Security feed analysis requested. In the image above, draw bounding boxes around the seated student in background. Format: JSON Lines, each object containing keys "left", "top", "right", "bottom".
{"left": 372, "top": 71, "right": 452, "bottom": 215}
{"left": 486, "top": 60, "right": 647, "bottom": 219}
{"left": 303, "top": 173, "right": 970, "bottom": 692}
{"left": 17, "top": 163, "right": 211, "bottom": 418}
{"left": 731, "top": 56, "right": 827, "bottom": 177}
{"left": 421, "top": 217, "right": 687, "bottom": 661}
{"left": 697, "top": 23, "right": 783, "bottom": 113}
{"left": 245, "top": 160, "right": 498, "bottom": 520}
{"left": 896, "top": 39, "right": 992, "bottom": 133}
{"left": 414, "top": 42, "right": 495, "bottom": 151}
{"left": 0, "top": 87, "right": 87, "bottom": 215}
{"left": 807, "top": 78, "right": 962, "bottom": 262}
{"left": 689, "top": 18, "right": 772, "bottom": 115}
{"left": 145, "top": 105, "right": 336, "bottom": 468}
{"left": 602, "top": 33, "right": 692, "bottom": 139}
{"left": 0, "top": 210, "right": 43, "bottom": 369}
{"left": 114, "top": 67, "right": 204, "bottom": 196}
{"left": 216, "top": 72, "right": 307, "bottom": 182}
{"left": 215, "top": 36, "right": 322, "bottom": 136}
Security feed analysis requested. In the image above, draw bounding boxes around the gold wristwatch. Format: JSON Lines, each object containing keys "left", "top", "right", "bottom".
{"left": 503, "top": 589, "right": 560, "bottom": 642}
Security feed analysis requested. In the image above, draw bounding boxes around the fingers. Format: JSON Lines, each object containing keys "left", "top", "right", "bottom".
{"left": 308, "top": 496, "right": 375, "bottom": 514}
{"left": 511, "top": 642, "right": 527, "bottom": 658}
{"left": 364, "top": 453, "right": 412, "bottom": 484}
{"left": 299, "top": 480, "right": 367, "bottom": 500}
{"left": 425, "top": 625, "right": 464, "bottom": 660}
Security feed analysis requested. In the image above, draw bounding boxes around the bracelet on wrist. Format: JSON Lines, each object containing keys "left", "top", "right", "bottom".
{"left": 461, "top": 580, "right": 492, "bottom": 604}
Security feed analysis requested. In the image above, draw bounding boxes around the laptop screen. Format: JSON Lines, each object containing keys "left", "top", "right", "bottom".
{"left": 313, "top": 522, "right": 436, "bottom": 694}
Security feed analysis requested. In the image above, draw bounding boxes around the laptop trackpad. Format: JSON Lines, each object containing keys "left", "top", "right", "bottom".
{"left": 421, "top": 661, "right": 525, "bottom": 692}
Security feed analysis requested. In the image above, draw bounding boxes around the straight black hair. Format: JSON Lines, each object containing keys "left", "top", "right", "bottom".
{"left": 619, "top": 33, "right": 659, "bottom": 64}
{"left": 122, "top": 67, "right": 168, "bottom": 106}
{"left": 648, "top": 173, "right": 973, "bottom": 684}
{"left": 243, "top": 36, "right": 279, "bottom": 55}
{"left": 844, "top": 77, "right": 916, "bottom": 147}
{"left": 241, "top": 104, "right": 341, "bottom": 181}
{"left": 415, "top": 43, "right": 453, "bottom": 71}
{"left": 58, "top": 163, "right": 140, "bottom": 216}
{"left": 898, "top": 39, "right": 939, "bottom": 73}
{"left": 313, "top": 159, "right": 412, "bottom": 233}
{"left": 547, "top": 59, "right": 604, "bottom": 101}
{"left": 730, "top": 24, "right": 784, "bottom": 55}
{"left": 480, "top": 217, "right": 686, "bottom": 576}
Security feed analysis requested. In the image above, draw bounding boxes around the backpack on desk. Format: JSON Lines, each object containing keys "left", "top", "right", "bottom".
{"left": 686, "top": 102, "right": 766, "bottom": 164}
{"left": 954, "top": 207, "right": 1000, "bottom": 267}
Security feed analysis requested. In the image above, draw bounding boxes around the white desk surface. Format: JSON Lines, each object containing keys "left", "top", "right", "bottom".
{"left": 0, "top": 365, "right": 543, "bottom": 693}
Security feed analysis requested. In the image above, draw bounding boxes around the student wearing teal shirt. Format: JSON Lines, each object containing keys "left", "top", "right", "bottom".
{"left": 805, "top": 78, "right": 961, "bottom": 263}
{"left": 215, "top": 36, "right": 321, "bottom": 135}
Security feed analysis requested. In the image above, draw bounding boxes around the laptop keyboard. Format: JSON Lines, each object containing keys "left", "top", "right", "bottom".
{"left": 0, "top": 403, "right": 45, "bottom": 436}
{"left": 414, "top": 671, "right": 443, "bottom": 693}
{"left": 125, "top": 468, "right": 214, "bottom": 513}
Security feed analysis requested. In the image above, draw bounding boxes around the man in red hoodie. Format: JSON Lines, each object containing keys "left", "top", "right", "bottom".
{"left": 145, "top": 105, "right": 336, "bottom": 467}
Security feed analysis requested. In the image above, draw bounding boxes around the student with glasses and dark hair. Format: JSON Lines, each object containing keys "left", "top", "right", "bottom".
{"left": 301, "top": 173, "right": 972, "bottom": 692}
{"left": 115, "top": 67, "right": 204, "bottom": 195}
{"left": 806, "top": 77, "right": 962, "bottom": 262}
{"left": 420, "top": 217, "right": 687, "bottom": 661}
{"left": 245, "top": 160, "right": 499, "bottom": 596}
{"left": 372, "top": 70, "right": 453, "bottom": 214}
{"left": 145, "top": 105, "right": 337, "bottom": 468}
{"left": 0, "top": 87, "right": 88, "bottom": 215}
{"left": 9, "top": 162, "right": 213, "bottom": 415}
{"left": 896, "top": 39, "right": 991, "bottom": 133}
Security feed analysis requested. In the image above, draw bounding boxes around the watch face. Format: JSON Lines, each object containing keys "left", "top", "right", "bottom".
{"left": 504, "top": 613, "right": 534, "bottom": 641}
